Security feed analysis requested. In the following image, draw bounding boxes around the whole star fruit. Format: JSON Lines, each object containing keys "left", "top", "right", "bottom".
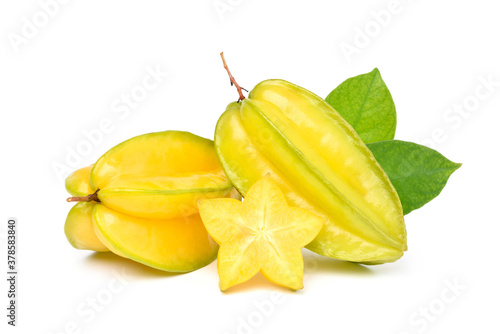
{"left": 215, "top": 76, "right": 407, "bottom": 264}
{"left": 65, "top": 130, "right": 240, "bottom": 272}
{"left": 198, "top": 177, "right": 325, "bottom": 291}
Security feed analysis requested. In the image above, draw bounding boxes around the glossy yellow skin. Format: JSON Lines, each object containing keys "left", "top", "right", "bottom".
{"left": 215, "top": 80, "right": 407, "bottom": 264}
{"left": 64, "top": 131, "right": 239, "bottom": 272}
{"left": 64, "top": 165, "right": 109, "bottom": 252}
{"left": 93, "top": 205, "right": 219, "bottom": 272}
{"left": 65, "top": 165, "right": 94, "bottom": 197}
{"left": 65, "top": 202, "right": 109, "bottom": 252}
{"left": 91, "top": 131, "right": 234, "bottom": 219}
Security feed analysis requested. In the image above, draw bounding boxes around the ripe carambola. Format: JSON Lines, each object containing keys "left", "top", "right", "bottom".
{"left": 215, "top": 79, "right": 407, "bottom": 264}
{"left": 64, "top": 131, "right": 239, "bottom": 272}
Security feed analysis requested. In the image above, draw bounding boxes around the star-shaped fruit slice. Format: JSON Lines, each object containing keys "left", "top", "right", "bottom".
{"left": 198, "top": 177, "right": 325, "bottom": 291}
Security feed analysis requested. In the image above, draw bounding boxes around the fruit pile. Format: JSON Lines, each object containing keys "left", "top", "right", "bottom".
{"left": 64, "top": 53, "right": 460, "bottom": 290}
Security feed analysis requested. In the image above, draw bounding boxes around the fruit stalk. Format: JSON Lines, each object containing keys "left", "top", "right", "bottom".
{"left": 220, "top": 52, "right": 247, "bottom": 101}
{"left": 66, "top": 189, "right": 100, "bottom": 203}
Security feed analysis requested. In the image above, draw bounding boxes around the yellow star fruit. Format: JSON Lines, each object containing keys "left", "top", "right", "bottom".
{"left": 198, "top": 177, "right": 325, "bottom": 291}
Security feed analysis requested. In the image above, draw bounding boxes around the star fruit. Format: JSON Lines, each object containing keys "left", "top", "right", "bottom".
{"left": 198, "top": 177, "right": 325, "bottom": 291}
{"left": 64, "top": 130, "right": 239, "bottom": 272}
{"left": 214, "top": 54, "right": 407, "bottom": 264}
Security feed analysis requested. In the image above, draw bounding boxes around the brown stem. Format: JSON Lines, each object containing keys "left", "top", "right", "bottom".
{"left": 67, "top": 189, "right": 100, "bottom": 203}
{"left": 220, "top": 52, "right": 247, "bottom": 102}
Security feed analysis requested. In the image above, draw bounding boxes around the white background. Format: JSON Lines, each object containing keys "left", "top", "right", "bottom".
{"left": 1, "top": 0, "right": 499, "bottom": 333}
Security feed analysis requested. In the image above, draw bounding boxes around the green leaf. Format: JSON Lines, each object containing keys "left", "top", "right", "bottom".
{"left": 326, "top": 68, "right": 396, "bottom": 143}
{"left": 366, "top": 140, "right": 461, "bottom": 215}
{"left": 324, "top": 69, "right": 461, "bottom": 215}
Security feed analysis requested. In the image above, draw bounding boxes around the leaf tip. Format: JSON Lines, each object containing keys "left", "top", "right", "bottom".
{"left": 452, "top": 162, "right": 463, "bottom": 172}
